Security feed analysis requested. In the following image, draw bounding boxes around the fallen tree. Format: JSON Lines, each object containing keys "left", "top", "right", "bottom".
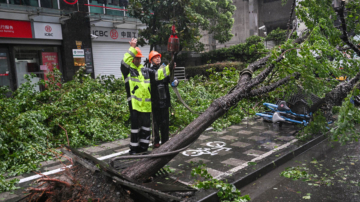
{"left": 122, "top": 0, "right": 360, "bottom": 181}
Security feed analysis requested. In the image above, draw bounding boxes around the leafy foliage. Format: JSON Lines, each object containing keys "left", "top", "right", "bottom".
{"left": 170, "top": 67, "right": 262, "bottom": 132}
{"left": 191, "top": 164, "right": 251, "bottom": 202}
{"left": 265, "top": 28, "right": 288, "bottom": 44}
{"left": 0, "top": 176, "right": 19, "bottom": 192}
{"left": 0, "top": 66, "right": 261, "bottom": 192}
{"left": 185, "top": 61, "right": 245, "bottom": 78}
{"left": 201, "top": 35, "right": 268, "bottom": 64}
{"left": 0, "top": 68, "right": 129, "bottom": 192}
{"left": 128, "top": 0, "right": 236, "bottom": 51}
{"left": 330, "top": 87, "right": 360, "bottom": 144}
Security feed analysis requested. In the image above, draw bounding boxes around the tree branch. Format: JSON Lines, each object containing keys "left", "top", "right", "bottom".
{"left": 335, "top": 0, "right": 360, "bottom": 56}
{"left": 286, "top": 0, "right": 296, "bottom": 38}
{"left": 324, "top": 70, "right": 360, "bottom": 107}
{"left": 249, "top": 73, "right": 300, "bottom": 96}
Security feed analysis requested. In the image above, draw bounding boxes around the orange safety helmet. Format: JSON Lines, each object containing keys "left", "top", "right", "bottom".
{"left": 148, "top": 50, "right": 162, "bottom": 62}
{"left": 135, "top": 47, "right": 145, "bottom": 57}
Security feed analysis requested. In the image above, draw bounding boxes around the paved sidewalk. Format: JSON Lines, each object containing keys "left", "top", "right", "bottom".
{"left": 1, "top": 119, "right": 301, "bottom": 201}
{"left": 165, "top": 119, "right": 299, "bottom": 185}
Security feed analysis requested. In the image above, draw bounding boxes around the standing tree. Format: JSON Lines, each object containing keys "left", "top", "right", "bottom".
{"left": 121, "top": 0, "right": 360, "bottom": 181}
{"left": 127, "top": 0, "right": 236, "bottom": 51}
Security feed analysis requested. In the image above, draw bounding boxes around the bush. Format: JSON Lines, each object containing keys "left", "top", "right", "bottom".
{"left": 0, "top": 68, "right": 129, "bottom": 191}
{"left": 185, "top": 61, "right": 246, "bottom": 78}
{"left": 265, "top": 27, "right": 287, "bottom": 44}
{"left": 201, "top": 35, "right": 267, "bottom": 64}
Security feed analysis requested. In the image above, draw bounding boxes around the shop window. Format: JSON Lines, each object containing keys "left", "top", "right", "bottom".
{"left": 0, "top": 0, "right": 7, "bottom": 3}
{"left": 9, "top": 0, "right": 38, "bottom": 7}
{"left": 106, "top": 5, "right": 125, "bottom": 16}
{"left": 89, "top": 0, "right": 105, "bottom": 14}
{"left": 89, "top": 0, "right": 129, "bottom": 16}
{"left": 0, "top": 49, "right": 11, "bottom": 90}
{"left": 14, "top": 46, "right": 60, "bottom": 91}
{"left": 41, "top": 0, "right": 58, "bottom": 9}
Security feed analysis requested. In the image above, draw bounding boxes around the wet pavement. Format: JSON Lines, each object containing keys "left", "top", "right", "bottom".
{"left": 1, "top": 118, "right": 307, "bottom": 201}
{"left": 165, "top": 119, "right": 300, "bottom": 185}
{"left": 240, "top": 138, "right": 360, "bottom": 202}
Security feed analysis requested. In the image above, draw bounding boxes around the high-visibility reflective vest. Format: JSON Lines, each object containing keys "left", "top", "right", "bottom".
{"left": 122, "top": 47, "right": 151, "bottom": 112}
{"left": 121, "top": 47, "right": 171, "bottom": 112}
{"left": 155, "top": 64, "right": 171, "bottom": 81}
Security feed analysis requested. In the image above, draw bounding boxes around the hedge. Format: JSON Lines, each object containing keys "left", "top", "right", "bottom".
{"left": 200, "top": 35, "right": 267, "bottom": 64}
{"left": 185, "top": 61, "right": 246, "bottom": 78}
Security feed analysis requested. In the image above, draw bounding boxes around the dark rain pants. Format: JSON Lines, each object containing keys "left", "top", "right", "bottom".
{"left": 153, "top": 107, "right": 169, "bottom": 145}
{"left": 129, "top": 110, "right": 151, "bottom": 152}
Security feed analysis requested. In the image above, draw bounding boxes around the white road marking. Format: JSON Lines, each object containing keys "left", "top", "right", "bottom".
{"left": 19, "top": 165, "right": 72, "bottom": 184}
{"left": 215, "top": 139, "right": 298, "bottom": 180}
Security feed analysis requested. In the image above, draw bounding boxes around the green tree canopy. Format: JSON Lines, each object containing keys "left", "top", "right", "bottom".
{"left": 127, "top": 0, "right": 236, "bottom": 51}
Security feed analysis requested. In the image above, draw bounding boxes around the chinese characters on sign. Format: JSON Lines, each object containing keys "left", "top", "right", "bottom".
{"left": 73, "top": 49, "right": 85, "bottom": 67}
{"left": 42, "top": 52, "right": 59, "bottom": 84}
{"left": 90, "top": 27, "right": 139, "bottom": 42}
{"left": 0, "top": 25, "right": 14, "bottom": 32}
{"left": 0, "top": 19, "right": 32, "bottom": 38}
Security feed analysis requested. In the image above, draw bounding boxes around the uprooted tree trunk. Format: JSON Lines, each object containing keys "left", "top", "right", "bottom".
{"left": 121, "top": 0, "right": 360, "bottom": 182}
{"left": 122, "top": 19, "right": 360, "bottom": 183}
{"left": 121, "top": 36, "right": 309, "bottom": 181}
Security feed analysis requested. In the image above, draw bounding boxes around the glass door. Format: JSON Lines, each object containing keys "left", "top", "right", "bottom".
{"left": 0, "top": 48, "right": 11, "bottom": 90}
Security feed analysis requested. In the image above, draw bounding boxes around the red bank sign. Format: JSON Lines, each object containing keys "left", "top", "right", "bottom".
{"left": 0, "top": 19, "right": 32, "bottom": 38}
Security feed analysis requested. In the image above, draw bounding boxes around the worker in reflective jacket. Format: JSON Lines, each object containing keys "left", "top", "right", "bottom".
{"left": 120, "top": 38, "right": 152, "bottom": 155}
{"left": 148, "top": 50, "right": 179, "bottom": 148}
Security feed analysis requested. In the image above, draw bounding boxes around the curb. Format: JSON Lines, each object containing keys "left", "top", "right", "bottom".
{"left": 196, "top": 133, "right": 328, "bottom": 202}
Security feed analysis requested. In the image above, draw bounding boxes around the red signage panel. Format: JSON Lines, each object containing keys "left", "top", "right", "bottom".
{"left": 42, "top": 52, "right": 60, "bottom": 86}
{"left": 0, "top": 19, "right": 32, "bottom": 38}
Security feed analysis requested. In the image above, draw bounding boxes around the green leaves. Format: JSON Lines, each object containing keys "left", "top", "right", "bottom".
{"left": 128, "top": 0, "right": 235, "bottom": 52}
{"left": 330, "top": 87, "right": 360, "bottom": 145}
{"left": 201, "top": 35, "right": 267, "bottom": 64}
{"left": 191, "top": 164, "right": 251, "bottom": 202}
{"left": 0, "top": 69, "right": 128, "bottom": 192}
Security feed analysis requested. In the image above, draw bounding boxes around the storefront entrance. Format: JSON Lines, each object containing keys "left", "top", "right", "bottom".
{"left": 13, "top": 45, "right": 60, "bottom": 91}
{"left": 0, "top": 48, "right": 11, "bottom": 90}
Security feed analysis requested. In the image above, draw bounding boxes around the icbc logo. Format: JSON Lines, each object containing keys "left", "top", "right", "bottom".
{"left": 110, "top": 29, "right": 118, "bottom": 40}
{"left": 45, "top": 25, "right": 52, "bottom": 32}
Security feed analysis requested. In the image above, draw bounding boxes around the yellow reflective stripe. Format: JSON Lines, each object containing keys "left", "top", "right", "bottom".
{"left": 145, "top": 98, "right": 151, "bottom": 102}
{"left": 124, "top": 77, "right": 129, "bottom": 83}
{"left": 144, "top": 80, "right": 150, "bottom": 83}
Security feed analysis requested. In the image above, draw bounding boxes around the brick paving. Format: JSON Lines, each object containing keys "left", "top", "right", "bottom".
{"left": 1, "top": 119, "right": 300, "bottom": 201}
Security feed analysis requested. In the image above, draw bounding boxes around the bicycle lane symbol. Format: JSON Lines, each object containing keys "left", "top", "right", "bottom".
{"left": 181, "top": 141, "right": 231, "bottom": 157}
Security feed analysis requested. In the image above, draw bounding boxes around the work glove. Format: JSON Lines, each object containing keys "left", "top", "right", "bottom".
{"left": 171, "top": 77, "right": 179, "bottom": 87}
